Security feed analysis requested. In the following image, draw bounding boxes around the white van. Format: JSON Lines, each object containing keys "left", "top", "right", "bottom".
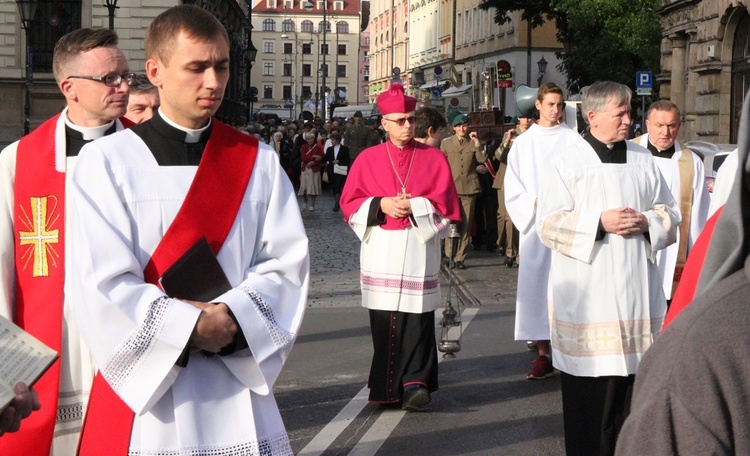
{"left": 332, "top": 104, "right": 379, "bottom": 120}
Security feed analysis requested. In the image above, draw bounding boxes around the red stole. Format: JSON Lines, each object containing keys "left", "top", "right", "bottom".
{"left": 2, "top": 114, "right": 65, "bottom": 456}
{"left": 77, "top": 120, "right": 259, "bottom": 455}
{"left": 2, "top": 115, "right": 132, "bottom": 456}
{"left": 663, "top": 206, "right": 723, "bottom": 329}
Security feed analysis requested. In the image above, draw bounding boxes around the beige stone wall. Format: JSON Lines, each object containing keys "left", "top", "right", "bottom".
{"left": 660, "top": 0, "right": 742, "bottom": 144}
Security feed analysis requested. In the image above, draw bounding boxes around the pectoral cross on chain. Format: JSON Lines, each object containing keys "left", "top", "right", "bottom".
{"left": 397, "top": 186, "right": 411, "bottom": 199}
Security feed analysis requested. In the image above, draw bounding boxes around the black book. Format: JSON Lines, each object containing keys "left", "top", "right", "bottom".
{"left": 160, "top": 237, "right": 231, "bottom": 302}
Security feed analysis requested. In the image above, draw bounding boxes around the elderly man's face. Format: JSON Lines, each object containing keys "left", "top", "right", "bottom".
{"left": 589, "top": 98, "right": 631, "bottom": 145}
{"left": 381, "top": 111, "right": 416, "bottom": 146}
{"left": 645, "top": 108, "right": 680, "bottom": 150}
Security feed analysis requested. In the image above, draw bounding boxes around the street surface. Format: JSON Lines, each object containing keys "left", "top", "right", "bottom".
{"left": 276, "top": 192, "right": 565, "bottom": 455}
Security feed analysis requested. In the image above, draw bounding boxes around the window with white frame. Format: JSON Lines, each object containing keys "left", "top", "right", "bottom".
{"left": 263, "top": 19, "right": 276, "bottom": 32}
{"left": 301, "top": 20, "right": 314, "bottom": 33}
{"left": 333, "top": 1, "right": 343, "bottom": 10}
{"left": 264, "top": 42, "right": 274, "bottom": 53}
{"left": 336, "top": 21, "right": 348, "bottom": 34}
{"left": 317, "top": 0, "right": 324, "bottom": 10}
{"left": 263, "top": 62, "right": 274, "bottom": 75}
{"left": 267, "top": 0, "right": 276, "bottom": 7}
{"left": 284, "top": 0, "right": 293, "bottom": 8}
{"left": 318, "top": 20, "right": 331, "bottom": 33}
{"left": 282, "top": 19, "right": 295, "bottom": 32}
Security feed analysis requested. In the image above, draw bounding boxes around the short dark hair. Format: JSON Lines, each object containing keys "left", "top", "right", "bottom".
{"left": 131, "top": 74, "right": 158, "bottom": 95}
{"left": 53, "top": 28, "right": 119, "bottom": 83}
{"left": 414, "top": 107, "right": 447, "bottom": 139}
{"left": 330, "top": 132, "right": 342, "bottom": 142}
{"left": 647, "top": 100, "right": 680, "bottom": 121}
{"left": 146, "top": 5, "right": 229, "bottom": 64}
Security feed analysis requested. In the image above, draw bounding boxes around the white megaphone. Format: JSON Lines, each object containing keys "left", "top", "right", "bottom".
{"left": 515, "top": 84, "right": 538, "bottom": 118}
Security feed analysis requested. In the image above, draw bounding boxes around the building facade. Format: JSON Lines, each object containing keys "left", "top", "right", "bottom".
{"left": 250, "top": 0, "right": 361, "bottom": 121}
{"left": 0, "top": 0, "right": 251, "bottom": 146}
{"left": 367, "top": 0, "right": 563, "bottom": 118}
{"left": 659, "top": 0, "right": 750, "bottom": 144}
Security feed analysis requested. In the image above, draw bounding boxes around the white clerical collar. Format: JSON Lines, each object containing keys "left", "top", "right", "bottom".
{"left": 158, "top": 109, "right": 212, "bottom": 144}
{"left": 63, "top": 109, "right": 115, "bottom": 140}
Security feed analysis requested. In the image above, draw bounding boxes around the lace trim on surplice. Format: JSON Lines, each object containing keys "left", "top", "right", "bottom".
{"left": 127, "top": 432, "right": 293, "bottom": 456}
{"left": 103, "top": 296, "right": 171, "bottom": 391}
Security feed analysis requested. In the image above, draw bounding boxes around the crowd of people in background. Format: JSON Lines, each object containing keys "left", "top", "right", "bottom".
{"left": 4, "top": 9, "right": 750, "bottom": 454}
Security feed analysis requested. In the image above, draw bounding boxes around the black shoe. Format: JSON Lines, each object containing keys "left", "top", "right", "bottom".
{"left": 402, "top": 387, "right": 431, "bottom": 412}
{"left": 504, "top": 257, "right": 515, "bottom": 268}
{"left": 456, "top": 261, "right": 466, "bottom": 269}
{"left": 441, "top": 256, "right": 450, "bottom": 266}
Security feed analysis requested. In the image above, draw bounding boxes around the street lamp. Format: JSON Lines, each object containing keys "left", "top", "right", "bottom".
{"left": 16, "top": 0, "right": 37, "bottom": 136}
{"left": 321, "top": 0, "right": 328, "bottom": 122}
{"left": 537, "top": 56, "right": 548, "bottom": 87}
{"left": 246, "top": 40, "right": 257, "bottom": 121}
{"left": 104, "top": 0, "right": 118, "bottom": 31}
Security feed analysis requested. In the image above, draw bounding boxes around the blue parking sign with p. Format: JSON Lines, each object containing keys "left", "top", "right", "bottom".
{"left": 636, "top": 71, "right": 653, "bottom": 89}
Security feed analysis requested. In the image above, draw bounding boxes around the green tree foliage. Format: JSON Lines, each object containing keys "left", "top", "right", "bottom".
{"left": 480, "top": 0, "right": 662, "bottom": 92}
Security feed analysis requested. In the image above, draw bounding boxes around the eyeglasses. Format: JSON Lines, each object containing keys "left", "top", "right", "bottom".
{"left": 384, "top": 116, "right": 416, "bottom": 127}
{"left": 67, "top": 72, "right": 138, "bottom": 88}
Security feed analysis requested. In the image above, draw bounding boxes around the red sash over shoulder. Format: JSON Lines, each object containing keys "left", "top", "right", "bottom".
{"left": 1, "top": 114, "right": 65, "bottom": 456}
{"left": 77, "top": 120, "right": 259, "bottom": 455}
{"left": 663, "top": 206, "right": 723, "bottom": 329}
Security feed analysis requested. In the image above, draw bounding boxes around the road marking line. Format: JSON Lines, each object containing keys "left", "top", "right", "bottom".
{"left": 298, "top": 307, "right": 480, "bottom": 455}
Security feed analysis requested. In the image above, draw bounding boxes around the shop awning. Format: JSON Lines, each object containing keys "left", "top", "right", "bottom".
{"left": 441, "top": 84, "right": 473, "bottom": 97}
{"left": 419, "top": 80, "right": 449, "bottom": 90}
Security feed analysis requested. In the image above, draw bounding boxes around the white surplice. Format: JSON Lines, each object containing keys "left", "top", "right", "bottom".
{"left": 0, "top": 112, "right": 126, "bottom": 455}
{"left": 635, "top": 135, "right": 710, "bottom": 297}
{"left": 349, "top": 197, "right": 451, "bottom": 314}
{"left": 504, "top": 123, "right": 580, "bottom": 340}
{"left": 66, "top": 130, "right": 309, "bottom": 455}
{"left": 536, "top": 138, "right": 680, "bottom": 377}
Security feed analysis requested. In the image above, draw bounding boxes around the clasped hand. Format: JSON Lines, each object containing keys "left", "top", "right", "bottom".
{"left": 183, "top": 300, "right": 237, "bottom": 353}
{"left": 380, "top": 196, "right": 412, "bottom": 219}
{"left": 600, "top": 207, "right": 648, "bottom": 237}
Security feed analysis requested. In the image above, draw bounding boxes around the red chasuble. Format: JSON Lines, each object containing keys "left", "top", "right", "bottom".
{"left": 340, "top": 140, "right": 461, "bottom": 226}
{"left": 77, "top": 120, "right": 259, "bottom": 456}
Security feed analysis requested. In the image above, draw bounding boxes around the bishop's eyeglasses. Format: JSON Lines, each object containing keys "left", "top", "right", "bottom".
{"left": 383, "top": 116, "right": 416, "bottom": 127}
{"left": 67, "top": 72, "right": 138, "bottom": 88}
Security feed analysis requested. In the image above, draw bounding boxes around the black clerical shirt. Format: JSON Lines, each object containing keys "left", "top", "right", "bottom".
{"left": 66, "top": 124, "right": 116, "bottom": 157}
{"left": 130, "top": 113, "right": 212, "bottom": 166}
{"left": 645, "top": 140, "right": 676, "bottom": 159}
{"left": 583, "top": 132, "right": 628, "bottom": 164}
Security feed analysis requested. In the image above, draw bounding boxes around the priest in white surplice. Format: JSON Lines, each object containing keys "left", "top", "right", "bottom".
{"left": 504, "top": 83, "right": 580, "bottom": 379}
{"left": 536, "top": 81, "right": 679, "bottom": 456}
{"left": 0, "top": 28, "right": 133, "bottom": 456}
{"left": 66, "top": 6, "right": 308, "bottom": 455}
{"left": 634, "top": 100, "right": 709, "bottom": 300}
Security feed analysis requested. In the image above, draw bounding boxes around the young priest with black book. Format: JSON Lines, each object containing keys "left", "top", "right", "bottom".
{"left": 66, "top": 6, "right": 309, "bottom": 455}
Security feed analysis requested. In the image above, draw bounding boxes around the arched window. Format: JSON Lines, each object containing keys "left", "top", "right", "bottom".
{"left": 263, "top": 19, "right": 276, "bottom": 32}
{"left": 301, "top": 20, "right": 314, "bottom": 33}
{"left": 282, "top": 19, "right": 295, "bottom": 33}
{"left": 336, "top": 21, "right": 349, "bottom": 34}
{"left": 318, "top": 20, "right": 331, "bottom": 33}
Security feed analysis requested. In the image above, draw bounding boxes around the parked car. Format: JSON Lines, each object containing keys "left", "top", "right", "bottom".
{"left": 684, "top": 140, "right": 736, "bottom": 193}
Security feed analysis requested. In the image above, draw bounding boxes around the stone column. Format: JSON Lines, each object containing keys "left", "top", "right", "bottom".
{"left": 670, "top": 34, "right": 687, "bottom": 115}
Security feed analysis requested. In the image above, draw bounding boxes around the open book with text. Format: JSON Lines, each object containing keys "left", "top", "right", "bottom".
{"left": 0, "top": 315, "right": 57, "bottom": 409}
